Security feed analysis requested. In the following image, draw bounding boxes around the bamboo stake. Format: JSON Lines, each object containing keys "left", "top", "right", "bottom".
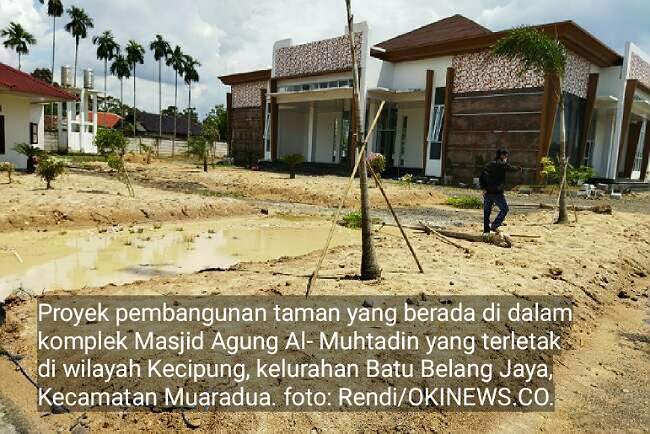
{"left": 367, "top": 165, "right": 423, "bottom": 273}
{"left": 419, "top": 221, "right": 472, "bottom": 253}
{"left": 306, "top": 101, "right": 386, "bottom": 297}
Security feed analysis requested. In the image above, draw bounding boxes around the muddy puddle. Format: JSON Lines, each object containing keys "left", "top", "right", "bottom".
{"left": 0, "top": 217, "right": 359, "bottom": 301}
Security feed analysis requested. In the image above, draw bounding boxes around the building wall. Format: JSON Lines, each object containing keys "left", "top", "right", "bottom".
{"left": 273, "top": 33, "right": 362, "bottom": 79}
{"left": 395, "top": 104, "right": 425, "bottom": 169}
{"left": 629, "top": 53, "right": 650, "bottom": 89}
{"left": 452, "top": 50, "right": 590, "bottom": 98}
{"left": 446, "top": 89, "right": 544, "bottom": 184}
{"left": 389, "top": 56, "right": 452, "bottom": 91}
{"left": 278, "top": 109, "right": 308, "bottom": 159}
{"left": 231, "top": 106, "right": 264, "bottom": 164}
{"left": 232, "top": 81, "right": 266, "bottom": 109}
{"left": 0, "top": 94, "right": 41, "bottom": 169}
{"left": 313, "top": 110, "right": 342, "bottom": 163}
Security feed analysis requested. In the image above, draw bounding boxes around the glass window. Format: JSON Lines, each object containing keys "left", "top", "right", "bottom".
{"left": 427, "top": 105, "right": 445, "bottom": 144}
{"left": 30, "top": 122, "right": 39, "bottom": 144}
{"left": 398, "top": 116, "right": 408, "bottom": 167}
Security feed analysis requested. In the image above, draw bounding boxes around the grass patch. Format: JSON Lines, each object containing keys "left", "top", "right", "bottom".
{"left": 446, "top": 196, "right": 483, "bottom": 209}
{"left": 339, "top": 211, "right": 381, "bottom": 229}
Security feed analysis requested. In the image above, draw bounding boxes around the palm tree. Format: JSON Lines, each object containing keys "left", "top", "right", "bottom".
{"left": 149, "top": 35, "right": 171, "bottom": 142}
{"left": 64, "top": 6, "right": 94, "bottom": 87}
{"left": 38, "top": 0, "right": 64, "bottom": 82}
{"left": 183, "top": 55, "right": 201, "bottom": 140}
{"left": 493, "top": 27, "right": 568, "bottom": 223}
{"left": 110, "top": 54, "right": 131, "bottom": 132}
{"left": 1, "top": 22, "right": 36, "bottom": 70}
{"left": 346, "top": 0, "right": 380, "bottom": 279}
{"left": 92, "top": 31, "right": 120, "bottom": 111}
{"left": 125, "top": 40, "right": 145, "bottom": 138}
{"left": 166, "top": 45, "right": 185, "bottom": 156}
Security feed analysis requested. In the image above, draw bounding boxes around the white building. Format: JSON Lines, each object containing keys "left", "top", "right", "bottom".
{"left": 0, "top": 62, "right": 76, "bottom": 169}
{"left": 220, "top": 15, "right": 650, "bottom": 185}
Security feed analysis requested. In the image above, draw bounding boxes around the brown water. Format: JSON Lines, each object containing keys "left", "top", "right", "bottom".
{"left": 0, "top": 217, "right": 359, "bottom": 301}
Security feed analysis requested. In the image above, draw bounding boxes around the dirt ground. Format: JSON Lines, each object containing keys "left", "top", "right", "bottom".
{"left": 0, "top": 159, "right": 648, "bottom": 433}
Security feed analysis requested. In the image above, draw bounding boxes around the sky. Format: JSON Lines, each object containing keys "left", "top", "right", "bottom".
{"left": 1, "top": 0, "right": 648, "bottom": 118}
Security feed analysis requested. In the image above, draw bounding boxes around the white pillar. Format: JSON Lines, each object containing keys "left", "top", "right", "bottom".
{"left": 307, "top": 102, "right": 315, "bottom": 163}
{"left": 79, "top": 89, "right": 86, "bottom": 152}
{"left": 367, "top": 101, "right": 377, "bottom": 152}
{"left": 92, "top": 94, "right": 98, "bottom": 134}
{"left": 57, "top": 102, "right": 63, "bottom": 147}
{"left": 66, "top": 101, "right": 73, "bottom": 151}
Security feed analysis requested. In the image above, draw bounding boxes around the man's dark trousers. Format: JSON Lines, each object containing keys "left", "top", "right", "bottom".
{"left": 483, "top": 193, "right": 509, "bottom": 233}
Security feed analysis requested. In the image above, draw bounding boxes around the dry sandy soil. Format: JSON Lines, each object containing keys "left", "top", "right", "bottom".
{"left": 0, "top": 169, "right": 253, "bottom": 232}
{"left": 0, "top": 159, "right": 648, "bottom": 432}
{"left": 1, "top": 194, "right": 648, "bottom": 433}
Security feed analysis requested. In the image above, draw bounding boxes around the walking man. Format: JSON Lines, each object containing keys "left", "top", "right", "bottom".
{"left": 479, "top": 149, "right": 522, "bottom": 235}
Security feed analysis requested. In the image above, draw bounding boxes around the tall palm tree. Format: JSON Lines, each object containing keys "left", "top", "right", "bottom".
{"left": 493, "top": 27, "right": 568, "bottom": 223}
{"left": 38, "top": 0, "right": 64, "bottom": 82}
{"left": 1, "top": 22, "right": 36, "bottom": 70}
{"left": 110, "top": 54, "right": 131, "bottom": 132}
{"left": 125, "top": 40, "right": 145, "bottom": 138}
{"left": 149, "top": 35, "right": 171, "bottom": 141}
{"left": 183, "top": 55, "right": 201, "bottom": 140}
{"left": 166, "top": 45, "right": 185, "bottom": 156}
{"left": 64, "top": 6, "right": 94, "bottom": 87}
{"left": 92, "top": 31, "right": 120, "bottom": 111}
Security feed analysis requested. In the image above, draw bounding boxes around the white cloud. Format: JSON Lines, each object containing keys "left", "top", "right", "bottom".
{"left": 0, "top": 0, "right": 647, "bottom": 118}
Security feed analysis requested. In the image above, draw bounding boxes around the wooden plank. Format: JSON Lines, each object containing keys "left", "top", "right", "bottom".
{"left": 450, "top": 112, "right": 541, "bottom": 131}
{"left": 226, "top": 92, "right": 232, "bottom": 156}
{"left": 618, "top": 79, "right": 638, "bottom": 177}
{"left": 576, "top": 73, "right": 599, "bottom": 164}
{"left": 640, "top": 123, "right": 650, "bottom": 179}
{"left": 452, "top": 93, "right": 543, "bottom": 114}
{"left": 447, "top": 131, "right": 539, "bottom": 149}
{"left": 624, "top": 122, "right": 642, "bottom": 178}
{"left": 270, "top": 78, "right": 278, "bottom": 162}
{"left": 537, "top": 74, "right": 561, "bottom": 182}
{"left": 422, "top": 69, "right": 434, "bottom": 169}
{"left": 440, "top": 67, "right": 454, "bottom": 178}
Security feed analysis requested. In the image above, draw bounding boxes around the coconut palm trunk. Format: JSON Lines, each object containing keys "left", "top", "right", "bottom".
{"left": 133, "top": 64, "right": 137, "bottom": 137}
{"left": 158, "top": 59, "right": 162, "bottom": 143}
{"left": 120, "top": 78, "right": 124, "bottom": 132}
{"left": 187, "top": 84, "right": 192, "bottom": 139}
{"left": 346, "top": 0, "right": 380, "bottom": 280}
{"left": 556, "top": 88, "right": 569, "bottom": 223}
{"left": 18, "top": 53, "right": 21, "bottom": 70}
{"left": 73, "top": 38, "right": 79, "bottom": 87}
{"left": 103, "top": 58, "right": 108, "bottom": 110}
{"left": 172, "top": 73, "right": 178, "bottom": 156}
{"left": 51, "top": 16, "right": 56, "bottom": 80}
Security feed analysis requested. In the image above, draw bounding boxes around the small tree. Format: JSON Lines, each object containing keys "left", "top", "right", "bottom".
{"left": 95, "top": 128, "right": 134, "bottom": 197}
{"left": 282, "top": 154, "right": 304, "bottom": 179}
{"left": 14, "top": 143, "right": 43, "bottom": 173}
{"left": 36, "top": 156, "right": 66, "bottom": 189}
{"left": 0, "top": 162, "right": 15, "bottom": 183}
{"left": 187, "top": 136, "right": 210, "bottom": 172}
{"left": 367, "top": 152, "right": 386, "bottom": 186}
{"left": 493, "top": 27, "right": 568, "bottom": 223}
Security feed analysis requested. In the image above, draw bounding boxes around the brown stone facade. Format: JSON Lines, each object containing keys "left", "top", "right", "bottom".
{"left": 230, "top": 106, "right": 265, "bottom": 165}
{"left": 445, "top": 88, "right": 544, "bottom": 185}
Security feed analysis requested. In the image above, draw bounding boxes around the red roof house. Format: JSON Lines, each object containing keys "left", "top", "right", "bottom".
{"left": 0, "top": 62, "right": 76, "bottom": 101}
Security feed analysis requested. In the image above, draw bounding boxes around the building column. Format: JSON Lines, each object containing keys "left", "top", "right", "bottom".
{"left": 422, "top": 69, "right": 434, "bottom": 170}
{"left": 307, "top": 102, "right": 315, "bottom": 162}
{"left": 639, "top": 119, "right": 650, "bottom": 180}
{"left": 624, "top": 121, "right": 642, "bottom": 177}
{"left": 80, "top": 89, "right": 86, "bottom": 152}
{"left": 57, "top": 102, "right": 63, "bottom": 149}
{"left": 440, "top": 67, "right": 455, "bottom": 179}
{"left": 366, "top": 101, "right": 377, "bottom": 153}
{"left": 226, "top": 92, "right": 232, "bottom": 157}
{"left": 610, "top": 79, "right": 638, "bottom": 178}
{"left": 270, "top": 79, "right": 278, "bottom": 162}
{"left": 92, "top": 94, "right": 98, "bottom": 134}
{"left": 576, "top": 73, "right": 599, "bottom": 164}
{"left": 66, "top": 101, "right": 73, "bottom": 151}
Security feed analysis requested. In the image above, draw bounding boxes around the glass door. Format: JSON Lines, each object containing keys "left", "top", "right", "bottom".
{"left": 425, "top": 104, "right": 444, "bottom": 177}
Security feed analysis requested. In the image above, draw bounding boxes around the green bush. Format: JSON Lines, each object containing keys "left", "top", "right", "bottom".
{"left": 341, "top": 211, "right": 362, "bottom": 229}
{"left": 282, "top": 154, "right": 304, "bottom": 179}
{"left": 567, "top": 165, "right": 594, "bottom": 185}
{"left": 14, "top": 143, "right": 43, "bottom": 173}
{"left": 446, "top": 196, "right": 483, "bottom": 209}
{"left": 399, "top": 173, "right": 413, "bottom": 186}
{"left": 95, "top": 128, "right": 134, "bottom": 197}
{"left": 36, "top": 156, "right": 66, "bottom": 189}
{"left": 540, "top": 156, "right": 558, "bottom": 184}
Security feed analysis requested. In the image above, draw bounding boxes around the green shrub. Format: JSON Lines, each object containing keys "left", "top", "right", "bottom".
{"left": 341, "top": 211, "right": 362, "bottom": 229}
{"left": 567, "top": 165, "right": 594, "bottom": 185}
{"left": 399, "top": 173, "right": 413, "bottom": 186}
{"left": 36, "top": 156, "right": 66, "bottom": 189}
{"left": 282, "top": 154, "right": 304, "bottom": 179}
{"left": 446, "top": 196, "right": 483, "bottom": 209}
{"left": 95, "top": 128, "right": 134, "bottom": 197}
{"left": 367, "top": 153, "right": 386, "bottom": 178}
{"left": 540, "top": 156, "right": 558, "bottom": 184}
{"left": 14, "top": 143, "right": 43, "bottom": 173}
{"left": 0, "top": 162, "right": 15, "bottom": 183}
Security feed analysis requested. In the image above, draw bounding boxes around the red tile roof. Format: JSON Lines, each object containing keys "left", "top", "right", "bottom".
{"left": 88, "top": 112, "right": 122, "bottom": 128}
{"left": 0, "top": 62, "right": 76, "bottom": 101}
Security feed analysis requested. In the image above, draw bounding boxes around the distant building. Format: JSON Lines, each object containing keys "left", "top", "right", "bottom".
{"left": 115, "top": 111, "right": 202, "bottom": 139}
{"left": 220, "top": 15, "right": 650, "bottom": 183}
{"left": 0, "top": 62, "right": 76, "bottom": 169}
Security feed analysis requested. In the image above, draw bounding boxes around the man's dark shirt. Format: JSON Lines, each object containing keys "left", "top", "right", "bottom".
{"left": 481, "top": 160, "right": 520, "bottom": 194}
